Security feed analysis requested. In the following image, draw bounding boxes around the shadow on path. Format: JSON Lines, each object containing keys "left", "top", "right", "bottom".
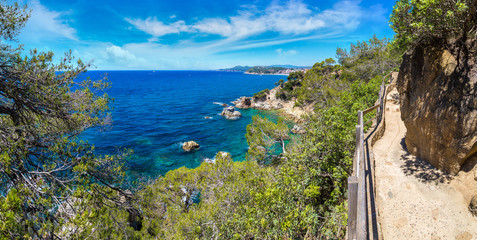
{"left": 399, "top": 137, "right": 453, "bottom": 184}
{"left": 364, "top": 138, "right": 379, "bottom": 240}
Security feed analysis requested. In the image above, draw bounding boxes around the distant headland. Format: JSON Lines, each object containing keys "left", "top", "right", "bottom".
{"left": 219, "top": 65, "right": 310, "bottom": 75}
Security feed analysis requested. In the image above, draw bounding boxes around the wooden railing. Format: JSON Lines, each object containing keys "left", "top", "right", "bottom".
{"left": 347, "top": 72, "right": 393, "bottom": 240}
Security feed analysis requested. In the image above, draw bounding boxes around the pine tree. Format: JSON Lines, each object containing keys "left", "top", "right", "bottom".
{"left": 0, "top": 2, "right": 137, "bottom": 238}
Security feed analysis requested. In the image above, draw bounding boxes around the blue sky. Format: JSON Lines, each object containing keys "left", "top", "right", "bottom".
{"left": 12, "top": 0, "right": 396, "bottom": 70}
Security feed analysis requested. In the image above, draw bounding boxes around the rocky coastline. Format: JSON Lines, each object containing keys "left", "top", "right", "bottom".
{"left": 243, "top": 72, "right": 289, "bottom": 76}
{"left": 232, "top": 84, "right": 313, "bottom": 123}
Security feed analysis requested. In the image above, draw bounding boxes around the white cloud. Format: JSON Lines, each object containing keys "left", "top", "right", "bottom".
{"left": 194, "top": 11, "right": 267, "bottom": 39}
{"left": 126, "top": 0, "right": 362, "bottom": 42}
{"left": 106, "top": 46, "right": 137, "bottom": 62}
{"left": 20, "top": 0, "right": 77, "bottom": 41}
{"left": 276, "top": 48, "right": 298, "bottom": 57}
{"left": 125, "top": 17, "right": 191, "bottom": 37}
{"left": 104, "top": 45, "right": 151, "bottom": 68}
{"left": 264, "top": 0, "right": 325, "bottom": 35}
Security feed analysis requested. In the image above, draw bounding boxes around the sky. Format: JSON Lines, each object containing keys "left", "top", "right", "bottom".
{"left": 11, "top": 0, "right": 396, "bottom": 70}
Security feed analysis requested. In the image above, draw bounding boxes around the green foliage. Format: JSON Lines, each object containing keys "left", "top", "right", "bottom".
{"left": 0, "top": 2, "right": 406, "bottom": 239}
{"left": 134, "top": 34, "right": 394, "bottom": 238}
{"left": 390, "top": 0, "right": 476, "bottom": 51}
{"left": 0, "top": 2, "right": 135, "bottom": 238}
{"left": 275, "top": 71, "right": 304, "bottom": 101}
{"left": 287, "top": 71, "right": 305, "bottom": 81}
{"left": 137, "top": 152, "right": 271, "bottom": 239}
{"left": 294, "top": 58, "right": 342, "bottom": 106}
{"left": 253, "top": 88, "right": 270, "bottom": 101}
{"left": 336, "top": 36, "right": 400, "bottom": 82}
{"left": 135, "top": 74, "right": 384, "bottom": 239}
{"left": 245, "top": 116, "right": 290, "bottom": 164}
{"left": 0, "top": 0, "right": 29, "bottom": 41}
{"left": 246, "top": 66, "right": 286, "bottom": 74}
{"left": 292, "top": 37, "right": 399, "bottom": 108}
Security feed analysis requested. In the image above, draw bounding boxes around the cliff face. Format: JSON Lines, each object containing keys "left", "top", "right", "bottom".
{"left": 397, "top": 38, "right": 477, "bottom": 175}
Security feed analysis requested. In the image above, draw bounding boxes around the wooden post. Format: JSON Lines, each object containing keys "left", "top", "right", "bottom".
{"left": 378, "top": 84, "right": 384, "bottom": 122}
{"left": 356, "top": 125, "right": 367, "bottom": 239}
{"left": 348, "top": 176, "right": 358, "bottom": 240}
{"left": 357, "top": 111, "right": 363, "bottom": 127}
{"left": 354, "top": 125, "right": 360, "bottom": 176}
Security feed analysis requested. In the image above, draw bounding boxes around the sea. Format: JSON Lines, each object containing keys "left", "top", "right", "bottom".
{"left": 79, "top": 71, "right": 287, "bottom": 181}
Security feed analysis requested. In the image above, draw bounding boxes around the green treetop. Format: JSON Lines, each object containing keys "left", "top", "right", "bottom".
{"left": 390, "top": 0, "right": 476, "bottom": 51}
{"left": 246, "top": 116, "right": 290, "bottom": 165}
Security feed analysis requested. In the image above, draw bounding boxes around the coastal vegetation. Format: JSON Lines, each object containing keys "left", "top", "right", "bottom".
{"left": 0, "top": 2, "right": 134, "bottom": 238}
{"left": 246, "top": 66, "right": 286, "bottom": 74}
{"left": 275, "top": 71, "right": 304, "bottom": 101}
{"left": 133, "top": 53, "right": 394, "bottom": 238}
{"left": 390, "top": 0, "right": 475, "bottom": 52}
{"left": 2, "top": 0, "right": 475, "bottom": 239}
{"left": 220, "top": 65, "right": 309, "bottom": 75}
{"left": 246, "top": 66, "right": 309, "bottom": 75}
{"left": 252, "top": 88, "right": 270, "bottom": 101}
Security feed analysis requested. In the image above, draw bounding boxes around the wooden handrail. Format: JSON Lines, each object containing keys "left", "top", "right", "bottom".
{"left": 362, "top": 104, "right": 380, "bottom": 115}
{"left": 348, "top": 72, "right": 393, "bottom": 240}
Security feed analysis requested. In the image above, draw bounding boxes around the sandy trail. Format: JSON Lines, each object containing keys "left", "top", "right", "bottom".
{"left": 372, "top": 86, "right": 477, "bottom": 240}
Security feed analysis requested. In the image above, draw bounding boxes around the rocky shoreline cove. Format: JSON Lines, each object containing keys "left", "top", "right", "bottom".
{"left": 231, "top": 84, "right": 313, "bottom": 123}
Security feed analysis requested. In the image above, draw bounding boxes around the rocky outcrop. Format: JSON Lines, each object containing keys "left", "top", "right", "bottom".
{"left": 182, "top": 141, "right": 200, "bottom": 151}
{"left": 220, "top": 106, "right": 242, "bottom": 120}
{"left": 233, "top": 85, "right": 311, "bottom": 121}
{"left": 291, "top": 124, "right": 305, "bottom": 134}
{"left": 397, "top": 38, "right": 477, "bottom": 175}
{"left": 234, "top": 97, "right": 252, "bottom": 108}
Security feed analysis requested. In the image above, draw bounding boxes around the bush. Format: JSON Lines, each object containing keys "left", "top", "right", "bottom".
{"left": 253, "top": 88, "right": 270, "bottom": 101}
{"left": 390, "top": 0, "right": 476, "bottom": 51}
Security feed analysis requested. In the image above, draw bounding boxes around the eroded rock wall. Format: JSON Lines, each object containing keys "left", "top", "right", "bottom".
{"left": 397, "top": 38, "right": 477, "bottom": 175}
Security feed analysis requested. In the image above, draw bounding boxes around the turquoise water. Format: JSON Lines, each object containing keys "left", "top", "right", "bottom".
{"left": 80, "top": 71, "right": 286, "bottom": 180}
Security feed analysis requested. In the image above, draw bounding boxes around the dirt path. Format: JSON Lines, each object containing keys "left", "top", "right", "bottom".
{"left": 373, "top": 86, "right": 477, "bottom": 240}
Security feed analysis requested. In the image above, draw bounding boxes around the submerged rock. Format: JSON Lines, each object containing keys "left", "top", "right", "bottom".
{"left": 397, "top": 38, "right": 477, "bottom": 175}
{"left": 221, "top": 106, "right": 242, "bottom": 120}
{"left": 182, "top": 141, "right": 200, "bottom": 151}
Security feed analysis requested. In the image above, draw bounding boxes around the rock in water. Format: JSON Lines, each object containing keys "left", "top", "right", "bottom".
{"left": 234, "top": 97, "right": 252, "bottom": 109}
{"left": 221, "top": 106, "right": 242, "bottom": 120}
{"left": 470, "top": 195, "right": 477, "bottom": 217}
{"left": 397, "top": 39, "right": 477, "bottom": 175}
{"left": 182, "top": 141, "right": 200, "bottom": 151}
{"left": 203, "top": 158, "right": 215, "bottom": 164}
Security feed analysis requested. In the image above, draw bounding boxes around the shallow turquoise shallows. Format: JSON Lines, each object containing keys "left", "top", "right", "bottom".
{"left": 79, "top": 71, "right": 286, "bottom": 180}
